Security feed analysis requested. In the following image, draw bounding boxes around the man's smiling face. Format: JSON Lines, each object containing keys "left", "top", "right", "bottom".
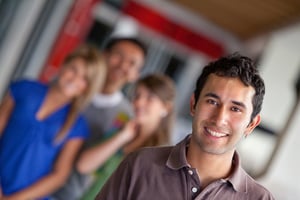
{"left": 190, "top": 74, "right": 260, "bottom": 156}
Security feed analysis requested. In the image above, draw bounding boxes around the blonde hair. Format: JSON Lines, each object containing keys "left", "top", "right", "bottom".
{"left": 134, "top": 74, "right": 176, "bottom": 147}
{"left": 55, "top": 44, "right": 106, "bottom": 142}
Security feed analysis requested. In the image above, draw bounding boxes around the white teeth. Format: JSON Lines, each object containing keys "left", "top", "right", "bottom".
{"left": 207, "top": 128, "right": 227, "bottom": 137}
{"left": 65, "top": 83, "right": 76, "bottom": 90}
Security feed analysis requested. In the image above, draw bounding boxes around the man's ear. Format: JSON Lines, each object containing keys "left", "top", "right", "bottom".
{"left": 190, "top": 94, "right": 196, "bottom": 116}
{"left": 245, "top": 114, "right": 261, "bottom": 136}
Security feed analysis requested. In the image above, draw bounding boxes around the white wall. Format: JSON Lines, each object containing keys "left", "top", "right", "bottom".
{"left": 260, "top": 100, "right": 300, "bottom": 200}
{"left": 240, "top": 23, "right": 300, "bottom": 199}
{"left": 260, "top": 24, "right": 300, "bottom": 131}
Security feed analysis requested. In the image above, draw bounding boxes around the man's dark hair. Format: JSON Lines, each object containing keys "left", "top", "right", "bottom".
{"left": 104, "top": 37, "right": 147, "bottom": 57}
{"left": 193, "top": 53, "right": 265, "bottom": 121}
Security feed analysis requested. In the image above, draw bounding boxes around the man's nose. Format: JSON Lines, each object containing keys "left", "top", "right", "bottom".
{"left": 212, "top": 106, "right": 228, "bottom": 126}
{"left": 119, "top": 60, "right": 130, "bottom": 71}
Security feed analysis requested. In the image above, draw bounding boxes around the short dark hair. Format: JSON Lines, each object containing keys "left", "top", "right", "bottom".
{"left": 193, "top": 53, "right": 265, "bottom": 121}
{"left": 104, "top": 37, "right": 147, "bottom": 57}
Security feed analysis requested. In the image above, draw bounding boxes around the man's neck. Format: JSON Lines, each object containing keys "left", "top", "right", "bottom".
{"left": 186, "top": 139, "right": 234, "bottom": 189}
{"left": 101, "top": 83, "right": 119, "bottom": 95}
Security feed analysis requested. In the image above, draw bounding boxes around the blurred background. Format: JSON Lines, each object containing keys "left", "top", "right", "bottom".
{"left": 0, "top": 0, "right": 299, "bottom": 199}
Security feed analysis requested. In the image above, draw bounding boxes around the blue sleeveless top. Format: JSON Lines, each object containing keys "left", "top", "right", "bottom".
{"left": 0, "top": 80, "right": 89, "bottom": 199}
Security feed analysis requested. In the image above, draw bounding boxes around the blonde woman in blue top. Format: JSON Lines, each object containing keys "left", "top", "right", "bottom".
{"left": 0, "top": 44, "right": 106, "bottom": 200}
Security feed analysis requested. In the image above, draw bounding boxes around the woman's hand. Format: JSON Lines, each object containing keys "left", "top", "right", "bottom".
{"left": 77, "top": 120, "right": 138, "bottom": 174}
{"left": 118, "top": 120, "right": 138, "bottom": 143}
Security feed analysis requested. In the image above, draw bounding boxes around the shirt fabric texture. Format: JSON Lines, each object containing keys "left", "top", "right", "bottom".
{"left": 0, "top": 80, "right": 89, "bottom": 199}
{"left": 96, "top": 134, "right": 275, "bottom": 200}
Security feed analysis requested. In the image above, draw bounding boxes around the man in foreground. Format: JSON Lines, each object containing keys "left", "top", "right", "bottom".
{"left": 96, "top": 53, "right": 274, "bottom": 200}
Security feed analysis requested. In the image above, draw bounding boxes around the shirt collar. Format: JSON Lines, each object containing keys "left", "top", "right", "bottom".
{"left": 166, "top": 134, "right": 248, "bottom": 193}
{"left": 227, "top": 152, "right": 248, "bottom": 193}
{"left": 166, "top": 134, "right": 191, "bottom": 170}
{"left": 91, "top": 92, "right": 123, "bottom": 108}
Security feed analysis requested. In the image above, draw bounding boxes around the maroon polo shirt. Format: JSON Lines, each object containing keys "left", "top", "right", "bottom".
{"left": 96, "top": 135, "right": 274, "bottom": 200}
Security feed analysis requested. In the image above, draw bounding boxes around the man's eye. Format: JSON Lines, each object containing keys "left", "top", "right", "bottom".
{"left": 129, "top": 60, "right": 137, "bottom": 68}
{"left": 110, "top": 50, "right": 122, "bottom": 57}
{"left": 207, "top": 99, "right": 217, "bottom": 105}
{"left": 231, "top": 107, "right": 241, "bottom": 112}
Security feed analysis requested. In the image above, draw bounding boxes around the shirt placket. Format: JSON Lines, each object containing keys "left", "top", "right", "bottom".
{"left": 185, "top": 167, "right": 201, "bottom": 199}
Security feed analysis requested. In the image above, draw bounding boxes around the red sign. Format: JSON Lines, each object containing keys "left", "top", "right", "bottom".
{"left": 40, "top": 0, "right": 101, "bottom": 82}
{"left": 122, "top": 0, "right": 224, "bottom": 58}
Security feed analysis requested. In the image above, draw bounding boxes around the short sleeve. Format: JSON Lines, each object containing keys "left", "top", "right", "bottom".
{"left": 9, "top": 80, "right": 35, "bottom": 101}
{"left": 67, "top": 115, "right": 90, "bottom": 140}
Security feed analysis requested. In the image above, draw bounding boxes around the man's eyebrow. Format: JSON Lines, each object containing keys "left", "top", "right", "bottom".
{"left": 204, "top": 92, "right": 219, "bottom": 99}
{"left": 232, "top": 101, "right": 246, "bottom": 109}
{"left": 205, "top": 92, "right": 247, "bottom": 109}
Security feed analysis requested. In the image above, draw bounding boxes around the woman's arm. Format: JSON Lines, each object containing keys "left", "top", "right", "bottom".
{"left": 76, "top": 120, "right": 137, "bottom": 174}
{"left": 0, "top": 187, "right": 3, "bottom": 198}
{"left": 1, "top": 138, "right": 83, "bottom": 200}
{"left": 0, "top": 93, "right": 14, "bottom": 136}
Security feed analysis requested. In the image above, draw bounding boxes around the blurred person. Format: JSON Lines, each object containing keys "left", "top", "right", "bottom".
{"left": 0, "top": 44, "right": 106, "bottom": 200}
{"left": 83, "top": 37, "right": 147, "bottom": 147}
{"left": 96, "top": 53, "right": 275, "bottom": 200}
{"left": 77, "top": 74, "right": 176, "bottom": 199}
{"left": 52, "top": 37, "right": 147, "bottom": 200}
